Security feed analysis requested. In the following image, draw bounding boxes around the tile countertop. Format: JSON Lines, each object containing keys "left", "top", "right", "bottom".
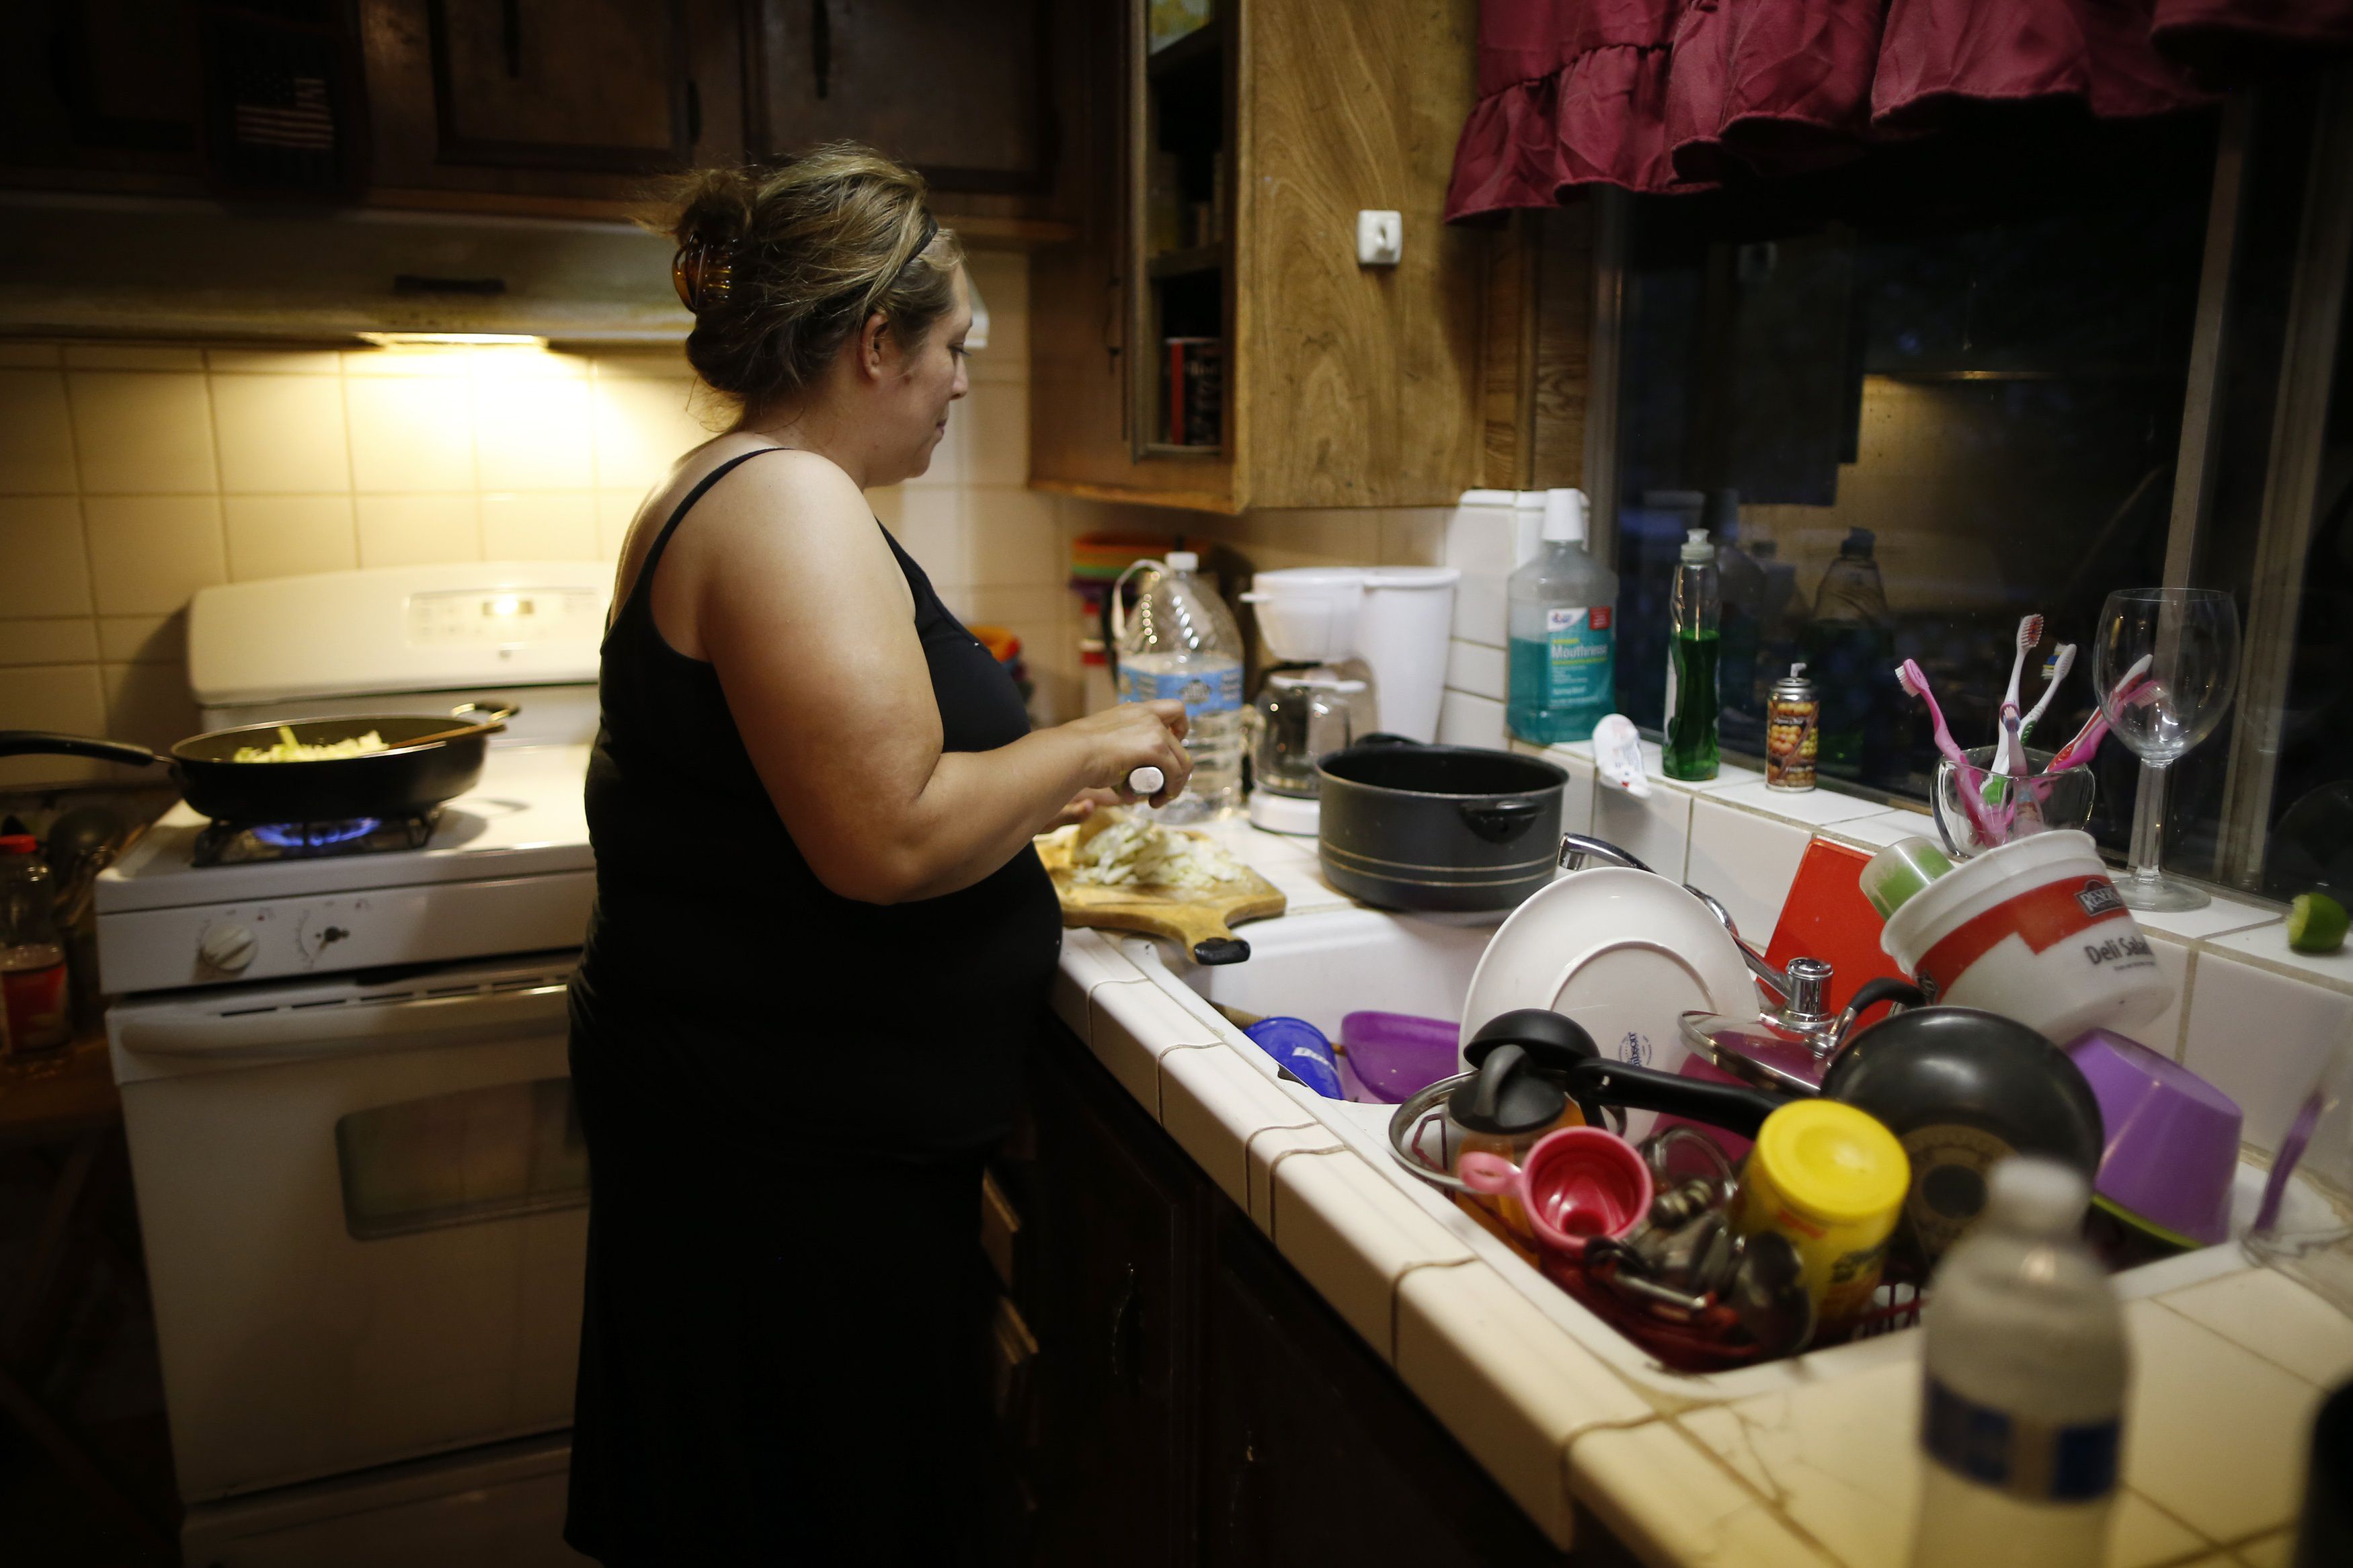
{"left": 1046, "top": 766, "right": 2352, "bottom": 1567}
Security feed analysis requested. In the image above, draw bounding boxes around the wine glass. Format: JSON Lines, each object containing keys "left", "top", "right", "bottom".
{"left": 2095, "top": 588, "right": 2241, "bottom": 911}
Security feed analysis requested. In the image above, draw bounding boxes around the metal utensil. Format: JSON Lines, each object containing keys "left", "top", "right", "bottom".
{"left": 1726, "top": 1230, "right": 1814, "bottom": 1356}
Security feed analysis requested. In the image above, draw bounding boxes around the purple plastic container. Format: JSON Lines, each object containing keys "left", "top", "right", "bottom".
{"left": 1339, "top": 1012, "right": 1462, "bottom": 1102}
{"left": 2067, "top": 1029, "right": 2243, "bottom": 1248}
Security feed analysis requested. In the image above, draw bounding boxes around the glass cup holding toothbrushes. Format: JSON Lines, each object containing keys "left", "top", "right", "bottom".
{"left": 1931, "top": 745, "right": 2098, "bottom": 858}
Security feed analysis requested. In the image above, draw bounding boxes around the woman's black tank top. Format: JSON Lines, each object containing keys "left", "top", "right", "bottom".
{"left": 571, "top": 448, "right": 1062, "bottom": 1159}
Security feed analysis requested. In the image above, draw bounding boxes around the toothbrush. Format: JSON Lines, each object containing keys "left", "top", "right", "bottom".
{"left": 2018, "top": 643, "right": 2077, "bottom": 747}
{"left": 1994, "top": 614, "right": 2044, "bottom": 776}
{"left": 2046, "top": 654, "right": 2153, "bottom": 772}
{"left": 1897, "top": 660, "right": 2000, "bottom": 839}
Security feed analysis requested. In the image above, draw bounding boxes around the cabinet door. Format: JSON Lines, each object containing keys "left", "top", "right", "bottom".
{"left": 744, "top": 0, "right": 1051, "bottom": 194}
{"left": 423, "top": 0, "right": 688, "bottom": 171}
{"left": 360, "top": 0, "right": 741, "bottom": 212}
{"left": 1029, "top": 0, "right": 1237, "bottom": 510}
{"left": 1027, "top": 1023, "right": 1199, "bottom": 1568}
{"left": 0, "top": 0, "right": 202, "bottom": 187}
{"left": 1199, "top": 1208, "right": 1570, "bottom": 1567}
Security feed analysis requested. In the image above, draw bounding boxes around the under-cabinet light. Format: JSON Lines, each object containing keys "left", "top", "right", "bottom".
{"left": 356, "top": 332, "right": 549, "bottom": 347}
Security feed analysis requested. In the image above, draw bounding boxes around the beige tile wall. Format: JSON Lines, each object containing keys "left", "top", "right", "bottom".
{"left": 0, "top": 251, "right": 1069, "bottom": 783}
{"left": 0, "top": 245, "right": 1449, "bottom": 785}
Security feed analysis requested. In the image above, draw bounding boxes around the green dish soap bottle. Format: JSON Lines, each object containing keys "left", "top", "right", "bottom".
{"left": 1663, "top": 526, "right": 1720, "bottom": 780}
{"left": 1506, "top": 489, "right": 1619, "bottom": 745}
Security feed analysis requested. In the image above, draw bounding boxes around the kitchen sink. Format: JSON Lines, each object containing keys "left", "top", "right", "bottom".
{"left": 1126, "top": 904, "right": 2278, "bottom": 1402}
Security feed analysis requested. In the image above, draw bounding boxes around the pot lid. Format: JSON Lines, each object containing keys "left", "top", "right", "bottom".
{"left": 1679, "top": 1009, "right": 1839, "bottom": 1096}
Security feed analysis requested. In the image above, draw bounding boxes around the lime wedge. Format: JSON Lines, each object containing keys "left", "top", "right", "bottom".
{"left": 2288, "top": 892, "right": 2348, "bottom": 956}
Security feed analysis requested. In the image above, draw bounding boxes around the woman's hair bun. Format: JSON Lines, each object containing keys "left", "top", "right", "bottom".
{"left": 661, "top": 143, "right": 963, "bottom": 409}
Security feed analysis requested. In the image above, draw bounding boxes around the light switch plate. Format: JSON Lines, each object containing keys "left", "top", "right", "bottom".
{"left": 1357, "top": 209, "right": 1402, "bottom": 266}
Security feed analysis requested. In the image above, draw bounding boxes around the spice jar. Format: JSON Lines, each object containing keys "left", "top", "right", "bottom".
{"left": 1765, "top": 662, "right": 1819, "bottom": 792}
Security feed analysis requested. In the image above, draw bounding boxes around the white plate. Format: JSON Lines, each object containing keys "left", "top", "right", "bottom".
{"left": 1460, "top": 867, "right": 1758, "bottom": 1087}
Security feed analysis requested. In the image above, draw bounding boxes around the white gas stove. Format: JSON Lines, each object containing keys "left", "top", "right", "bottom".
{"left": 97, "top": 741, "right": 596, "bottom": 993}
{"left": 96, "top": 563, "right": 608, "bottom": 1568}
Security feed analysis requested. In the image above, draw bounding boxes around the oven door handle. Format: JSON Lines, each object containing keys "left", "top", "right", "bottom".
{"left": 116, "top": 983, "right": 571, "bottom": 1059}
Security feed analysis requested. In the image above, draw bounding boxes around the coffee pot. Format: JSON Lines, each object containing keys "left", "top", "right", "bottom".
{"left": 1246, "top": 667, "right": 1371, "bottom": 832}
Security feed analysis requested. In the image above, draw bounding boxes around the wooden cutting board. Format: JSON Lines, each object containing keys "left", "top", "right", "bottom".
{"left": 1036, "top": 832, "right": 1286, "bottom": 964}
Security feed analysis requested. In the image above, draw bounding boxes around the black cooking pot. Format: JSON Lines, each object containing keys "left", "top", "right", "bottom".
{"left": 1315, "top": 738, "right": 1567, "bottom": 912}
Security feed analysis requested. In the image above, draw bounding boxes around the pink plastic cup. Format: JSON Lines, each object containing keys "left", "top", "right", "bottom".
{"left": 1459, "top": 1126, "right": 1654, "bottom": 1259}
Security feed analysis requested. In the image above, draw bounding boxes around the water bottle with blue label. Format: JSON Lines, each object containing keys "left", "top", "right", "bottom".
{"left": 1113, "top": 551, "right": 1244, "bottom": 821}
{"left": 1507, "top": 489, "right": 1619, "bottom": 745}
{"left": 1910, "top": 1158, "right": 2127, "bottom": 1568}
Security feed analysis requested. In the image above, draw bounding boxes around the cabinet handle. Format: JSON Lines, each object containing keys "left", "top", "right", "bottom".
{"left": 500, "top": 0, "right": 523, "bottom": 78}
{"left": 1104, "top": 274, "right": 1126, "bottom": 438}
{"left": 1107, "top": 1262, "right": 1140, "bottom": 1391}
{"left": 1224, "top": 1437, "right": 1258, "bottom": 1547}
{"left": 810, "top": 0, "right": 832, "bottom": 99}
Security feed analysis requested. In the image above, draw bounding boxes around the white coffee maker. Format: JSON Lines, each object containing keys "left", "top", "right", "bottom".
{"left": 1240, "top": 565, "right": 1460, "bottom": 833}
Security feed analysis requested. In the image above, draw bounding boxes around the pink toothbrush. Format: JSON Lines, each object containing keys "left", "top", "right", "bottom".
{"left": 2046, "top": 653, "right": 2153, "bottom": 772}
{"left": 1897, "top": 660, "right": 2000, "bottom": 839}
{"left": 1994, "top": 614, "right": 2044, "bottom": 776}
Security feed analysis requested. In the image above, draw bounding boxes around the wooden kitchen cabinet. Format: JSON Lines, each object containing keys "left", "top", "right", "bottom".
{"left": 0, "top": 0, "right": 202, "bottom": 188}
{"left": 359, "top": 0, "right": 747, "bottom": 214}
{"left": 1030, "top": 0, "right": 1488, "bottom": 513}
{"left": 739, "top": 0, "right": 1071, "bottom": 229}
{"left": 1020, "top": 1018, "right": 1200, "bottom": 1568}
{"left": 1199, "top": 1205, "right": 1568, "bottom": 1566}
{"left": 999, "top": 1021, "right": 1574, "bottom": 1567}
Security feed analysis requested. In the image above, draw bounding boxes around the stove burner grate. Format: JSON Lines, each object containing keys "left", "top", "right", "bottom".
{"left": 192, "top": 809, "right": 441, "bottom": 868}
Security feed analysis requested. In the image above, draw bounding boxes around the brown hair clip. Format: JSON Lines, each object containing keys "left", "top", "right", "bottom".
{"left": 672, "top": 231, "right": 736, "bottom": 314}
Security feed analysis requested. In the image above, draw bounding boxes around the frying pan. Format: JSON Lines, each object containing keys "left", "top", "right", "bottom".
{"left": 0, "top": 703, "right": 515, "bottom": 825}
{"left": 1564, "top": 1008, "right": 2100, "bottom": 1155}
{"left": 1533, "top": 1005, "right": 2104, "bottom": 1261}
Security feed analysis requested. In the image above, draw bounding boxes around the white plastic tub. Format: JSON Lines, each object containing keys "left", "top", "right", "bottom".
{"left": 1880, "top": 829, "right": 2171, "bottom": 1045}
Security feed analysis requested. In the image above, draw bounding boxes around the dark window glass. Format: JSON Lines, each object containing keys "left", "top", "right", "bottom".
{"left": 1610, "top": 110, "right": 2220, "bottom": 856}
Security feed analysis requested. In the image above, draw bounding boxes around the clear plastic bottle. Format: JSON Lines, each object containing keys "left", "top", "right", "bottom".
{"left": 0, "top": 833, "right": 71, "bottom": 1055}
{"left": 1802, "top": 527, "right": 1892, "bottom": 780}
{"left": 1663, "top": 528, "right": 1720, "bottom": 780}
{"left": 1507, "top": 489, "right": 1620, "bottom": 745}
{"left": 1911, "top": 1157, "right": 2128, "bottom": 1568}
{"left": 1115, "top": 551, "right": 1244, "bottom": 821}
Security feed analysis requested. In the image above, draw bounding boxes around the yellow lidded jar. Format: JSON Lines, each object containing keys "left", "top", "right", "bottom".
{"left": 1735, "top": 1101, "right": 1909, "bottom": 1335}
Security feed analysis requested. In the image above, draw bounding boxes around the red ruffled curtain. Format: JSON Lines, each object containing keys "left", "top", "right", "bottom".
{"left": 1447, "top": 0, "right": 2353, "bottom": 216}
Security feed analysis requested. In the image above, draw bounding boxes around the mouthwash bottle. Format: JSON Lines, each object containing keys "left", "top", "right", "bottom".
{"left": 1663, "top": 526, "right": 1720, "bottom": 780}
{"left": 1507, "top": 489, "right": 1618, "bottom": 745}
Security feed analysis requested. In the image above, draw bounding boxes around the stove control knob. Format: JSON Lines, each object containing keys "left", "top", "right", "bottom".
{"left": 198, "top": 923, "right": 259, "bottom": 974}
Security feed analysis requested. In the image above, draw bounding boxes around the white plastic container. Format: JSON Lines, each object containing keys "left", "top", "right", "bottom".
{"left": 1880, "top": 830, "right": 2170, "bottom": 1043}
{"left": 1911, "top": 1158, "right": 2127, "bottom": 1568}
{"left": 1356, "top": 567, "right": 1461, "bottom": 743}
{"left": 1241, "top": 567, "right": 1365, "bottom": 663}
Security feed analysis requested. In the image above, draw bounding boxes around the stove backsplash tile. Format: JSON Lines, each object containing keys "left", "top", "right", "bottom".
{"left": 0, "top": 253, "right": 1079, "bottom": 786}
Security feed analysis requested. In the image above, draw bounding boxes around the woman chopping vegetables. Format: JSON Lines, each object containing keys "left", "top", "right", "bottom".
{"left": 566, "top": 142, "right": 1191, "bottom": 1563}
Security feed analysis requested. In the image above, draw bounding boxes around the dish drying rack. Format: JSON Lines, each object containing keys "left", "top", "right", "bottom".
{"left": 1390, "top": 1083, "right": 1928, "bottom": 1373}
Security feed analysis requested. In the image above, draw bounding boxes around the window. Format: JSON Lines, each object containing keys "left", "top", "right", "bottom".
{"left": 335, "top": 1077, "right": 588, "bottom": 1241}
{"left": 1601, "top": 81, "right": 2353, "bottom": 899}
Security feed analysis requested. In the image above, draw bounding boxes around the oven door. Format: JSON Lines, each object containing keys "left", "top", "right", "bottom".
{"left": 108, "top": 954, "right": 588, "bottom": 1502}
